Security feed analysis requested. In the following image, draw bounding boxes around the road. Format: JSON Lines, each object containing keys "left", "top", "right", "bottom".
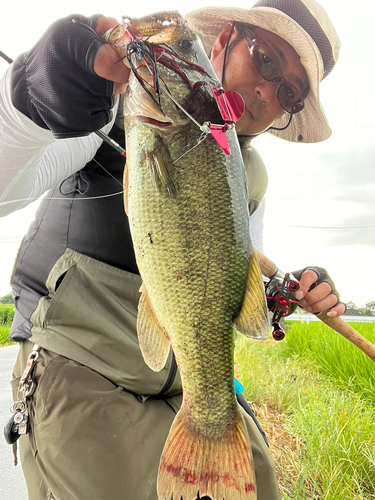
{"left": 0, "top": 345, "right": 28, "bottom": 500}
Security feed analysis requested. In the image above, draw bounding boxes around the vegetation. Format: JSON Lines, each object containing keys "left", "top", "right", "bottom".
{"left": 284, "top": 321, "right": 375, "bottom": 407}
{"left": 1, "top": 292, "right": 13, "bottom": 304}
{"left": 234, "top": 321, "right": 375, "bottom": 499}
{"left": 0, "top": 303, "right": 15, "bottom": 346}
{"left": 359, "top": 308, "right": 373, "bottom": 316}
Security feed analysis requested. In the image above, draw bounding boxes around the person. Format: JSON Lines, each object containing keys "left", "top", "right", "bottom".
{"left": 0, "top": 1, "right": 345, "bottom": 499}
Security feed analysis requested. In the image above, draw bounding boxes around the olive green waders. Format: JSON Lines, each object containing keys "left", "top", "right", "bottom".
{"left": 11, "top": 249, "right": 280, "bottom": 500}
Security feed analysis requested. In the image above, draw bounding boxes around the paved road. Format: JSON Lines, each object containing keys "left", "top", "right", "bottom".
{"left": 0, "top": 345, "right": 28, "bottom": 500}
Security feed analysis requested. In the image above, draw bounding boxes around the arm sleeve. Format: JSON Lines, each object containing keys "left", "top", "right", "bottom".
{"left": 240, "top": 142, "right": 268, "bottom": 254}
{"left": 249, "top": 197, "right": 266, "bottom": 254}
{"left": 0, "top": 66, "right": 119, "bottom": 217}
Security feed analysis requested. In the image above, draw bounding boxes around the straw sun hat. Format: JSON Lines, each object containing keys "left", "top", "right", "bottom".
{"left": 185, "top": 0, "right": 340, "bottom": 143}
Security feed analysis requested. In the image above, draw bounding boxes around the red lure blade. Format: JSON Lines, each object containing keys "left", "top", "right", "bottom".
{"left": 208, "top": 89, "right": 244, "bottom": 154}
{"left": 193, "top": 82, "right": 245, "bottom": 124}
{"left": 211, "top": 88, "right": 245, "bottom": 123}
{"left": 209, "top": 125, "right": 231, "bottom": 155}
{"left": 193, "top": 82, "right": 245, "bottom": 154}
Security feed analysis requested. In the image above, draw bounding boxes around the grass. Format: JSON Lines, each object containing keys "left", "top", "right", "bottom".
{"left": 0, "top": 303, "right": 15, "bottom": 346}
{"left": 234, "top": 333, "right": 375, "bottom": 499}
{"left": 0, "top": 325, "right": 13, "bottom": 346}
{"left": 284, "top": 321, "right": 375, "bottom": 406}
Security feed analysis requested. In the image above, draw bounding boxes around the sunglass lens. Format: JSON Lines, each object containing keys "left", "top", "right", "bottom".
{"left": 277, "top": 83, "right": 304, "bottom": 114}
{"left": 250, "top": 41, "right": 282, "bottom": 81}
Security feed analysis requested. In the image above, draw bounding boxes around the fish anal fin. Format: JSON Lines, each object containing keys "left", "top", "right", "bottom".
{"left": 235, "top": 252, "right": 270, "bottom": 339}
{"left": 137, "top": 285, "right": 170, "bottom": 372}
{"left": 158, "top": 405, "right": 256, "bottom": 500}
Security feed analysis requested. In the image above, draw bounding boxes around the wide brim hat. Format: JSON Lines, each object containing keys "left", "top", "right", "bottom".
{"left": 185, "top": 0, "right": 340, "bottom": 143}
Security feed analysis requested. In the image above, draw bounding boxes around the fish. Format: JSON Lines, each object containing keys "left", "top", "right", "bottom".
{"left": 105, "top": 12, "right": 270, "bottom": 500}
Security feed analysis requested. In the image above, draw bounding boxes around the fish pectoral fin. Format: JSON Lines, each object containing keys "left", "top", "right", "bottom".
{"left": 137, "top": 284, "right": 170, "bottom": 372}
{"left": 234, "top": 252, "right": 270, "bottom": 339}
{"left": 144, "top": 137, "right": 177, "bottom": 196}
{"left": 158, "top": 405, "right": 257, "bottom": 500}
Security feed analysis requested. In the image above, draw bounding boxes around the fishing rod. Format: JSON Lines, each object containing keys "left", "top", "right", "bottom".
{"left": 255, "top": 249, "right": 375, "bottom": 363}
{"left": 0, "top": 50, "right": 126, "bottom": 157}
{"left": 0, "top": 50, "right": 13, "bottom": 64}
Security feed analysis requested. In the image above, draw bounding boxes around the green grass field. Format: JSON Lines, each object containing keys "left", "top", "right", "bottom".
{"left": 285, "top": 320, "right": 375, "bottom": 406}
{"left": 234, "top": 321, "right": 375, "bottom": 499}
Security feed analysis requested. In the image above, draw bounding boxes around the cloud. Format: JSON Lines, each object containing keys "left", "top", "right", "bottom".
{"left": 276, "top": 147, "right": 375, "bottom": 248}
{"left": 319, "top": 145, "right": 375, "bottom": 192}
{"left": 308, "top": 188, "right": 375, "bottom": 248}
{"left": 305, "top": 144, "right": 375, "bottom": 247}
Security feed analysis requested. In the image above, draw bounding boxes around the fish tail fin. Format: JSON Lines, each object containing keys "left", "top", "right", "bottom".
{"left": 157, "top": 405, "right": 256, "bottom": 500}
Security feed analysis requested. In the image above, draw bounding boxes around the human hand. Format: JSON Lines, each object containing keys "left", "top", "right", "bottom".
{"left": 291, "top": 267, "right": 346, "bottom": 318}
{"left": 91, "top": 16, "right": 130, "bottom": 94}
{"left": 11, "top": 14, "right": 130, "bottom": 138}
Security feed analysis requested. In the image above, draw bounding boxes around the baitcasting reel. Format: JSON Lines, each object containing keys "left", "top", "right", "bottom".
{"left": 265, "top": 273, "right": 300, "bottom": 341}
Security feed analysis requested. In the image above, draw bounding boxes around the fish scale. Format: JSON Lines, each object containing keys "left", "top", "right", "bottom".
{"left": 127, "top": 123, "right": 247, "bottom": 429}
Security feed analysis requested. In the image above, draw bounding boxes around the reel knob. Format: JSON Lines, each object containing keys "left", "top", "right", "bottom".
{"left": 272, "top": 322, "right": 285, "bottom": 341}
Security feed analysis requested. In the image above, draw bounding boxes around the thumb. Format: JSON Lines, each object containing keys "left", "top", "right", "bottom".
{"left": 294, "top": 269, "right": 318, "bottom": 300}
{"left": 93, "top": 43, "right": 131, "bottom": 83}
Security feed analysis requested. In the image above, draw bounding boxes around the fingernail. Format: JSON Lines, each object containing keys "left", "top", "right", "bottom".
{"left": 327, "top": 311, "right": 337, "bottom": 318}
{"left": 305, "top": 306, "right": 312, "bottom": 312}
{"left": 295, "top": 291, "right": 304, "bottom": 300}
{"left": 299, "top": 299, "right": 307, "bottom": 307}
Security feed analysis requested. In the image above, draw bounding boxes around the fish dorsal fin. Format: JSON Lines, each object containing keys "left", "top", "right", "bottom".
{"left": 137, "top": 284, "right": 171, "bottom": 372}
{"left": 144, "top": 136, "right": 177, "bottom": 196}
{"left": 234, "top": 252, "right": 270, "bottom": 339}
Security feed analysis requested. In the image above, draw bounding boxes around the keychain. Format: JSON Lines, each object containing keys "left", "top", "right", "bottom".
{"left": 3, "top": 345, "right": 40, "bottom": 445}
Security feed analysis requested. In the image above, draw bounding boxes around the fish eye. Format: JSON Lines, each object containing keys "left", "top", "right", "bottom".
{"left": 180, "top": 38, "right": 193, "bottom": 50}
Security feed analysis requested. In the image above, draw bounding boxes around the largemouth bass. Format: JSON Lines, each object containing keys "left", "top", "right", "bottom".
{"left": 105, "top": 12, "right": 269, "bottom": 500}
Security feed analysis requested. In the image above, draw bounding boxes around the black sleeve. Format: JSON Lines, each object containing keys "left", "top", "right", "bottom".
{"left": 11, "top": 14, "right": 115, "bottom": 139}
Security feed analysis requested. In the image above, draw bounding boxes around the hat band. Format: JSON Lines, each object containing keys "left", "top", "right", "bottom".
{"left": 252, "top": 0, "right": 335, "bottom": 78}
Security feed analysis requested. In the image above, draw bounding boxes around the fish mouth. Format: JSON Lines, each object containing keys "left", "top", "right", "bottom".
{"left": 136, "top": 116, "right": 173, "bottom": 128}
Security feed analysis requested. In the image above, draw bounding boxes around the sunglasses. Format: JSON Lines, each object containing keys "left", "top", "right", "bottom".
{"left": 244, "top": 29, "right": 308, "bottom": 115}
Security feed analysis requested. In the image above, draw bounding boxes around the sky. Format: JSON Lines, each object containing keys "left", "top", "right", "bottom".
{"left": 0, "top": 0, "right": 374, "bottom": 308}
